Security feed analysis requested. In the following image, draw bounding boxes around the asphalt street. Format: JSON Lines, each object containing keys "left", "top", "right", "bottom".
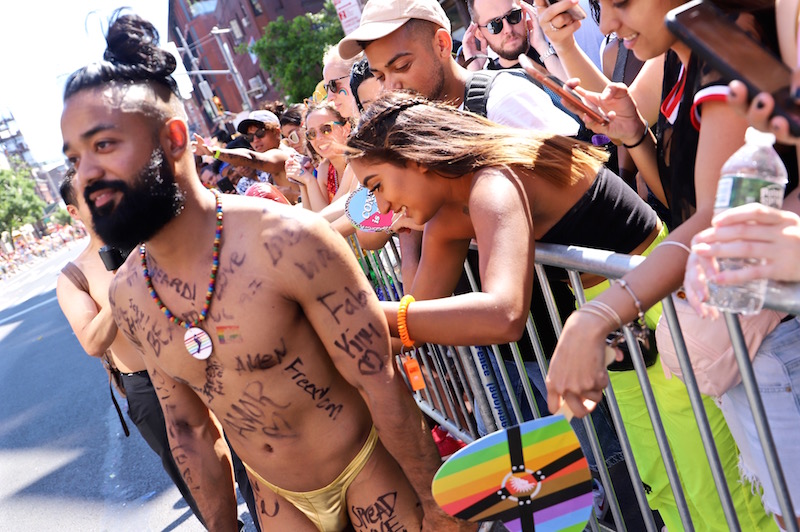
{"left": 0, "top": 238, "right": 255, "bottom": 531}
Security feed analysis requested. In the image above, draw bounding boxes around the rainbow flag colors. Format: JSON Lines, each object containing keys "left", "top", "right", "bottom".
{"left": 432, "top": 416, "right": 593, "bottom": 531}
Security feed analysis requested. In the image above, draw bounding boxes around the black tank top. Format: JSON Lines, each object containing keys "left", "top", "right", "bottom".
{"left": 539, "top": 166, "right": 659, "bottom": 255}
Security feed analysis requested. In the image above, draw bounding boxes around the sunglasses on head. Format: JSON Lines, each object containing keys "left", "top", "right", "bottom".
{"left": 244, "top": 127, "right": 269, "bottom": 142}
{"left": 480, "top": 7, "right": 523, "bottom": 35}
{"left": 305, "top": 121, "right": 344, "bottom": 141}
{"left": 325, "top": 75, "right": 349, "bottom": 94}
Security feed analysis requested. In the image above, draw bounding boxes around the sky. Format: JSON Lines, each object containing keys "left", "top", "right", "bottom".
{"left": 0, "top": 1, "right": 168, "bottom": 165}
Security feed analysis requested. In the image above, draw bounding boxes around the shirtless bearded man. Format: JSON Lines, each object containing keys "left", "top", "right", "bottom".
{"left": 60, "top": 14, "right": 465, "bottom": 532}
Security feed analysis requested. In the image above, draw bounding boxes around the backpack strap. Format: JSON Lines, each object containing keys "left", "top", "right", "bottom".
{"left": 61, "top": 261, "right": 90, "bottom": 294}
{"left": 463, "top": 70, "right": 499, "bottom": 118}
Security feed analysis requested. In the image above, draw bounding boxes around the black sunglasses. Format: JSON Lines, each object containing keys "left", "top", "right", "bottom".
{"left": 480, "top": 8, "right": 523, "bottom": 35}
{"left": 325, "top": 75, "right": 349, "bottom": 94}
{"left": 244, "top": 127, "right": 268, "bottom": 142}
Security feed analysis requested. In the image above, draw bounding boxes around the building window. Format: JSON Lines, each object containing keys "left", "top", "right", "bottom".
{"left": 249, "top": 0, "right": 263, "bottom": 16}
{"left": 230, "top": 19, "right": 244, "bottom": 43}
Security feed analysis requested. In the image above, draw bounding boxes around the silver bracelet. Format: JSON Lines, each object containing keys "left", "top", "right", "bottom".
{"left": 615, "top": 279, "right": 645, "bottom": 322}
{"left": 540, "top": 43, "right": 557, "bottom": 62}
{"left": 580, "top": 300, "right": 623, "bottom": 329}
{"left": 657, "top": 240, "right": 692, "bottom": 254}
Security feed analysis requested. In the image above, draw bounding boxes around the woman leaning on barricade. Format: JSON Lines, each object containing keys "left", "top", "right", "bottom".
{"left": 536, "top": 0, "right": 791, "bottom": 529}
{"left": 344, "top": 91, "right": 687, "bottom": 524}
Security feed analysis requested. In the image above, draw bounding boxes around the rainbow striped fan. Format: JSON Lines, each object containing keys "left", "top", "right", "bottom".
{"left": 431, "top": 416, "right": 593, "bottom": 531}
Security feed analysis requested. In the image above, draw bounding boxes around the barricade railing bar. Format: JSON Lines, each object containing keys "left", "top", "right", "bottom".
{"left": 349, "top": 236, "right": 798, "bottom": 532}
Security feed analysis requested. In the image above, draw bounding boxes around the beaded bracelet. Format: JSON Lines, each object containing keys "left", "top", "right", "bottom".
{"left": 622, "top": 119, "right": 649, "bottom": 149}
{"left": 615, "top": 279, "right": 645, "bottom": 322}
{"left": 657, "top": 240, "right": 692, "bottom": 254}
{"left": 397, "top": 294, "right": 416, "bottom": 348}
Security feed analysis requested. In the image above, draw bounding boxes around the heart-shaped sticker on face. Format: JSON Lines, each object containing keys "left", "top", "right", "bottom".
{"left": 345, "top": 186, "right": 396, "bottom": 232}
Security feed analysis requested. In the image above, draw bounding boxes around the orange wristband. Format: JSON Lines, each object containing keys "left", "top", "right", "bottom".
{"left": 397, "top": 294, "right": 416, "bottom": 348}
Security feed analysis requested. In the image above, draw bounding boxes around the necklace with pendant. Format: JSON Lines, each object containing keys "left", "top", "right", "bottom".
{"left": 140, "top": 190, "right": 223, "bottom": 360}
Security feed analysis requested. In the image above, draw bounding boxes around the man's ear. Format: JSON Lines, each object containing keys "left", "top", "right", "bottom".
{"left": 66, "top": 205, "right": 80, "bottom": 222}
{"left": 163, "top": 118, "right": 189, "bottom": 158}
{"left": 433, "top": 27, "right": 454, "bottom": 60}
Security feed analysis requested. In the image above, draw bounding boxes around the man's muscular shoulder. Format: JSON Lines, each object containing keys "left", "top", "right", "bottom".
{"left": 224, "top": 195, "right": 342, "bottom": 280}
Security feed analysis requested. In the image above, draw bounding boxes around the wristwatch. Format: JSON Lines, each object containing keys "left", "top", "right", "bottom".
{"left": 540, "top": 43, "right": 557, "bottom": 62}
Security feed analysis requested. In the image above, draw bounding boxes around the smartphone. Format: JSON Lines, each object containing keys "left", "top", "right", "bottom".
{"left": 288, "top": 155, "right": 312, "bottom": 185}
{"left": 216, "top": 176, "right": 236, "bottom": 194}
{"left": 666, "top": 0, "right": 800, "bottom": 136}
{"left": 544, "top": 0, "right": 587, "bottom": 22}
{"left": 519, "top": 54, "right": 609, "bottom": 125}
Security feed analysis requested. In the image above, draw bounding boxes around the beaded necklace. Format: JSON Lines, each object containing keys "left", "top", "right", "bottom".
{"left": 140, "top": 190, "right": 222, "bottom": 360}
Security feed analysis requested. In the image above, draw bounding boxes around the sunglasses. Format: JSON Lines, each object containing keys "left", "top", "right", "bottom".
{"left": 284, "top": 130, "right": 301, "bottom": 144}
{"left": 244, "top": 127, "right": 269, "bottom": 142}
{"left": 325, "top": 75, "right": 349, "bottom": 94}
{"left": 305, "top": 121, "right": 344, "bottom": 141}
{"left": 480, "top": 8, "right": 523, "bottom": 35}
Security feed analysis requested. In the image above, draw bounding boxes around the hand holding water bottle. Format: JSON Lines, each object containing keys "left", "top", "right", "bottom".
{"left": 702, "top": 127, "right": 788, "bottom": 314}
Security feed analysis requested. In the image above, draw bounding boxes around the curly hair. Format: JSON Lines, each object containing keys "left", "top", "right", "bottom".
{"left": 347, "top": 92, "right": 607, "bottom": 187}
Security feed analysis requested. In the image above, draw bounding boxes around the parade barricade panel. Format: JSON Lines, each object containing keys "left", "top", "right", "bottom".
{"left": 349, "top": 235, "right": 800, "bottom": 532}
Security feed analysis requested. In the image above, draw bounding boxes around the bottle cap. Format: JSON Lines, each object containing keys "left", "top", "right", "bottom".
{"left": 744, "top": 126, "right": 776, "bottom": 147}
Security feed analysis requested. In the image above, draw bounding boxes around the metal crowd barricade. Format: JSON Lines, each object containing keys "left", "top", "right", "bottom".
{"left": 349, "top": 235, "right": 800, "bottom": 532}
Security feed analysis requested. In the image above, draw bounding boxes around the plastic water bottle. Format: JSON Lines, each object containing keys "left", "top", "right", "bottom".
{"left": 707, "top": 127, "right": 788, "bottom": 314}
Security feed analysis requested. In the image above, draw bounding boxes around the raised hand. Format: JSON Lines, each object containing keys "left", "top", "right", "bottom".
{"left": 461, "top": 22, "right": 488, "bottom": 71}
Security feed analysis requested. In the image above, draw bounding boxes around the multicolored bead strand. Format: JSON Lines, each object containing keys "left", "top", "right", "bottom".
{"left": 140, "top": 190, "right": 223, "bottom": 330}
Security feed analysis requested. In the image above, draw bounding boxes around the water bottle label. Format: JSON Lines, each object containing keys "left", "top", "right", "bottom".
{"left": 715, "top": 174, "right": 785, "bottom": 211}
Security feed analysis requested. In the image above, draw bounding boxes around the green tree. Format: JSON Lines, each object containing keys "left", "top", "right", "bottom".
{"left": 53, "top": 208, "right": 73, "bottom": 226}
{"left": 0, "top": 168, "right": 46, "bottom": 237}
{"left": 248, "top": 0, "right": 344, "bottom": 102}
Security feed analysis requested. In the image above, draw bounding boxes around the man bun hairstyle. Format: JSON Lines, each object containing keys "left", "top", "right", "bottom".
{"left": 64, "top": 11, "right": 179, "bottom": 100}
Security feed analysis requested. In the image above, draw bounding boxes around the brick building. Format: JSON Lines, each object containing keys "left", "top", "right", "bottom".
{"left": 169, "top": 0, "right": 325, "bottom": 136}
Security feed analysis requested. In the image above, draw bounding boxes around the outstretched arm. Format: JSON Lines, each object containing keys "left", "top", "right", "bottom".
{"left": 193, "top": 133, "right": 287, "bottom": 175}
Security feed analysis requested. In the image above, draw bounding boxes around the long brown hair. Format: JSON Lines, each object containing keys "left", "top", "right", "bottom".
{"left": 346, "top": 93, "right": 608, "bottom": 187}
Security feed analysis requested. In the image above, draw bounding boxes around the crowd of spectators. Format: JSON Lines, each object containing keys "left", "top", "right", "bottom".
{"left": 58, "top": 0, "right": 800, "bottom": 530}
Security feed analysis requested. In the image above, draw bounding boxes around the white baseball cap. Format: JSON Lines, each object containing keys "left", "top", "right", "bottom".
{"left": 338, "top": 0, "right": 451, "bottom": 60}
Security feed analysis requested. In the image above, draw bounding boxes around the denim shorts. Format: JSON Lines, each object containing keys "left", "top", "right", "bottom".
{"left": 719, "top": 316, "right": 800, "bottom": 518}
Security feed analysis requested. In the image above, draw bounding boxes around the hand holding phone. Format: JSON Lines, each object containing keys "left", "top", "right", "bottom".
{"left": 666, "top": 0, "right": 800, "bottom": 136}
{"left": 286, "top": 154, "right": 312, "bottom": 185}
{"left": 519, "top": 54, "right": 609, "bottom": 125}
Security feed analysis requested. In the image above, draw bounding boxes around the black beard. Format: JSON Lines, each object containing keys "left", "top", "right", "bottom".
{"left": 496, "top": 40, "right": 530, "bottom": 62}
{"left": 85, "top": 148, "right": 185, "bottom": 252}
